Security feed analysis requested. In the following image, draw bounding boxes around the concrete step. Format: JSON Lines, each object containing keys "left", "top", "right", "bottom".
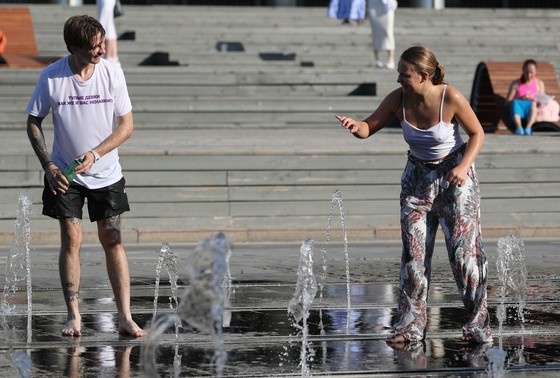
{"left": 2, "top": 5, "right": 560, "bottom": 245}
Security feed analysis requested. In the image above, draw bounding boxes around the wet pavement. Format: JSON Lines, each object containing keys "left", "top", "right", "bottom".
{"left": 2, "top": 237, "right": 560, "bottom": 377}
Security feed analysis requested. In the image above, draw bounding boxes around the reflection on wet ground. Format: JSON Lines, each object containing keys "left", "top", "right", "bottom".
{"left": 3, "top": 240, "right": 560, "bottom": 376}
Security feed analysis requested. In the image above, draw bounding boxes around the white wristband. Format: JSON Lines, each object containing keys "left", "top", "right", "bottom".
{"left": 90, "top": 149, "right": 100, "bottom": 163}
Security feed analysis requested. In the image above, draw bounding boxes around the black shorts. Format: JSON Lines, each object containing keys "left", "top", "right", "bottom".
{"left": 42, "top": 176, "right": 130, "bottom": 222}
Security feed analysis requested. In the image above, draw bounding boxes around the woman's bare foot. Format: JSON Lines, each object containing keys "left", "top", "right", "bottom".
{"left": 386, "top": 334, "right": 407, "bottom": 344}
{"left": 62, "top": 318, "right": 82, "bottom": 337}
{"left": 118, "top": 319, "right": 146, "bottom": 337}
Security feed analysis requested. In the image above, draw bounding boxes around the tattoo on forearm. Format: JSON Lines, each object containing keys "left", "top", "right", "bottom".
{"left": 31, "top": 139, "right": 49, "bottom": 162}
{"left": 27, "top": 119, "right": 51, "bottom": 166}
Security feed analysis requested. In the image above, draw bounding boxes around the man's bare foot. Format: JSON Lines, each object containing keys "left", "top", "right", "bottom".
{"left": 62, "top": 318, "right": 82, "bottom": 337}
{"left": 386, "top": 334, "right": 407, "bottom": 344}
{"left": 118, "top": 319, "right": 146, "bottom": 337}
{"left": 116, "top": 345, "right": 132, "bottom": 375}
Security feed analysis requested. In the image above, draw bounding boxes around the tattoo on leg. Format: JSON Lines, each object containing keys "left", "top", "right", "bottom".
{"left": 63, "top": 283, "right": 80, "bottom": 302}
{"left": 67, "top": 291, "right": 79, "bottom": 302}
{"left": 102, "top": 215, "right": 122, "bottom": 243}
{"left": 59, "top": 218, "right": 82, "bottom": 237}
{"left": 103, "top": 215, "right": 121, "bottom": 230}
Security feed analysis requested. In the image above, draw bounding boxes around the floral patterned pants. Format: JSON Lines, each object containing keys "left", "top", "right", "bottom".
{"left": 394, "top": 145, "right": 492, "bottom": 343}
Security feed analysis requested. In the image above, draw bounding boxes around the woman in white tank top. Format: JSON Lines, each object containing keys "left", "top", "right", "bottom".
{"left": 335, "top": 46, "right": 492, "bottom": 346}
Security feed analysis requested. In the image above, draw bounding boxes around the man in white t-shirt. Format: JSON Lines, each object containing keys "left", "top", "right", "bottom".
{"left": 26, "top": 15, "right": 145, "bottom": 338}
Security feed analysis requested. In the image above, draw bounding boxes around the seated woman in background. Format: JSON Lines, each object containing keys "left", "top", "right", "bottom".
{"left": 506, "top": 59, "right": 545, "bottom": 136}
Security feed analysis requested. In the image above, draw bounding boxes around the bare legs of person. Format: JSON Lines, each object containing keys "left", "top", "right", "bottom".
{"left": 59, "top": 217, "right": 83, "bottom": 337}
{"left": 59, "top": 216, "right": 145, "bottom": 337}
{"left": 104, "top": 38, "right": 119, "bottom": 64}
{"left": 116, "top": 345, "right": 133, "bottom": 376}
{"left": 98, "top": 215, "right": 145, "bottom": 337}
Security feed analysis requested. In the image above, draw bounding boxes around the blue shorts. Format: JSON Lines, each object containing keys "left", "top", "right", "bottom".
{"left": 42, "top": 176, "right": 130, "bottom": 222}
{"left": 510, "top": 99, "right": 533, "bottom": 120}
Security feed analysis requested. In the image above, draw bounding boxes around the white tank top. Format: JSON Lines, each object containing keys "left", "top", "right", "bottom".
{"left": 401, "top": 85, "right": 464, "bottom": 161}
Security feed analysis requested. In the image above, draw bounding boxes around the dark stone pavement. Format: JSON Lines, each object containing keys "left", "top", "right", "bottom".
{"left": 2, "top": 237, "right": 560, "bottom": 376}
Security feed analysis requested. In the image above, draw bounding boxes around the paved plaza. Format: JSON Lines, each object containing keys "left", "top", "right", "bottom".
{"left": 2, "top": 237, "right": 560, "bottom": 376}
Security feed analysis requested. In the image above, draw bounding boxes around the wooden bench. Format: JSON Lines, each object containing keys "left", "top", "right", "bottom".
{"left": 470, "top": 61, "right": 560, "bottom": 133}
{"left": 0, "top": 7, "right": 59, "bottom": 68}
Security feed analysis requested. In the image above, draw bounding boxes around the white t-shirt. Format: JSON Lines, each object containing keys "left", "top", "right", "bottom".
{"left": 27, "top": 56, "right": 132, "bottom": 189}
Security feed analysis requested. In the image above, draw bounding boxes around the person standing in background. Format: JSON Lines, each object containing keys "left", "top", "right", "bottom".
{"left": 328, "top": 0, "right": 366, "bottom": 25}
{"left": 367, "top": 0, "right": 397, "bottom": 69}
{"left": 97, "top": 0, "right": 119, "bottom": 64}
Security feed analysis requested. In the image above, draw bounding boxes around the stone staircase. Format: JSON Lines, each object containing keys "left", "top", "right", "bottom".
{"left": 1, "top": 5, "right": 560, "bottom": 245}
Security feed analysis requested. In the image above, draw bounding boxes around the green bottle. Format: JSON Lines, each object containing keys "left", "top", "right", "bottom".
{"left": 63, "top": 158, "right": 83, "bottom": 183}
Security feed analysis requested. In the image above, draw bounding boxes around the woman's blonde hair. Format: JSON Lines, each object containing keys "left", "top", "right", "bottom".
{"left": 400, "top": 46, "right": 446, "bottom": 85}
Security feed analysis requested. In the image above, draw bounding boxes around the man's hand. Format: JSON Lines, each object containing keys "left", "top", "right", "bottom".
{"left": 44, "top": 163, "right": 71, "bottom": 194}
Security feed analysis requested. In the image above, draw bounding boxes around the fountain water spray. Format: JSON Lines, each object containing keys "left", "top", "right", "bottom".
{"left": 288, "top": 239, "right": 318, "bottom": 377}
{"left": 485, "top": 347, "right": 507, "bottom": 378}
{"left": 2, "top": 194, "right": 33, "bottom": 343}
{"left": 222, "top": 246, "right": 233, "bottom": 291}
{"left": 142, "top": 233, "right": 230, "bottom": 377}
{"left": 486, "top": 235, "right": 528, "bottom": 376}
{"left": 496, "top": 235, "right": 527, "bottom": 332}
{"left": 152, "top": 242, "right": 181, "bottom": 334}
{"left": 319, "top": 190, "right": 351, "bottom": 331}
{"left": 2, "top": 194, "right": 33, "bottom": 377}
{"left": 151, "top": 242, "right": 182, "bottom": 376}
{"left": 11, "top": 349, "right": 32, "bottom": 378}
{"left": 221, "top": 245, "right": 233, "bottom": 328}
